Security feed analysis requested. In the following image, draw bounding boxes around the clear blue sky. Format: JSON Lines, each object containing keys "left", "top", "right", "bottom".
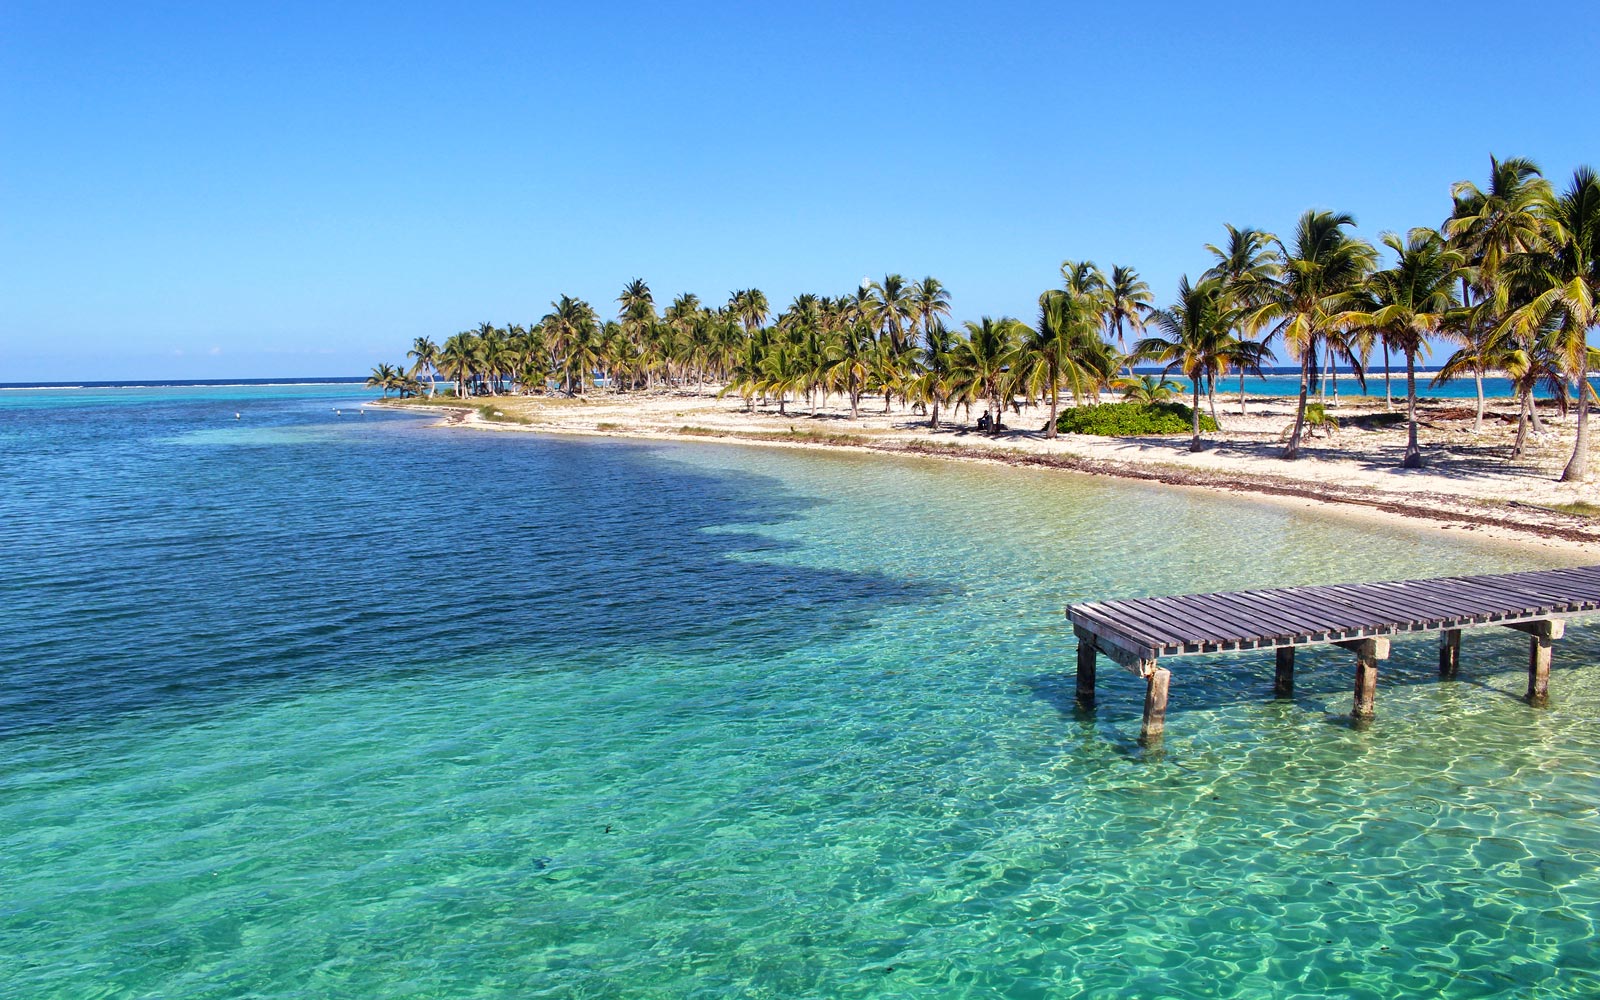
{"left": 3, "top": 1, "right": 1597, "bottom": 380}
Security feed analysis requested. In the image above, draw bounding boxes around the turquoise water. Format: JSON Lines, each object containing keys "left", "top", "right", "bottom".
{"left": 2, "top": 385, "right": 1598, "bottom": 998}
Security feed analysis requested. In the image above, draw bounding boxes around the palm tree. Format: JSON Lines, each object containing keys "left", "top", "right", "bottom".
{"left": 1203, "top": 225, "right": 1279, "bottom": 414}
{"left": 730, "top": 289, "right": 770, "bottom": 341}
{"left": 1021, "top": 290, "right": 1113, "bottom": 438}
{"left": 1102, "top": 265, "right": 1153, "bottom": 371}
{"left": 1359, "top": 229, "right": 1463, "bottom": 467}
{"left": 910, "top": 320, "right": 957, "bottom": 429}
{"left": 759, "top": 342, "right": 803, "bottom": 416}
{"left": 1500, "top": 167, "right": 1600, "bottom": 482}
{"left": 868, "top": 274, "right": 913, "bottom": 351}
{"left": 407, "top": 337, "right": 440, "bottom": 397}
{"left": 1115, "top": 374, "right": 1183, "bottom": 404}
{"left": 1243, "top": 210, "right": 1377, "bottom": 458}
{"left": 438, "top": 332, "right": 480, "bottom": 398}
{"left": 950, "top": 317, "right": 1021, "bottom": 435}
{"left": 909, "top": 277, "right": 952, "bottom": 352}
{"left": 1444, "top": 156, "right": 1552, "bottom": 432}
{"left": 366, "top": 363, "right": 399, "bottom": 398}
{"left": 1135, "top": 276, "right": 1238, "bottom": 452}
{"left": 542, "top": 296, "right": 599, "bottom": 393}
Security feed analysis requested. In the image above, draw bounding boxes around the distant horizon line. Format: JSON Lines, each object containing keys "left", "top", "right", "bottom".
{"left": 5, "top": 366, "right": 1481, "bottom": 392}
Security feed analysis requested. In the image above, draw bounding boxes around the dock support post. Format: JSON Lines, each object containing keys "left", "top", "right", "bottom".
{"left": 1141, "top": 665, "right": 1170, "bottom": 742}
{"left": 1505, "top": 620, "right": 1563, "bottom": 707}
{"left": 1073, "top": 626, "right": 1097, "bottom": 710}
{"left": 1439, "top": 629, "right": 1461, "bottom": 679}
{"left": 1274, "top": 646, "right": 1295, "bottom": 698}
{"left": 1338, "top": 638, "right": 1390, "bottom": 721}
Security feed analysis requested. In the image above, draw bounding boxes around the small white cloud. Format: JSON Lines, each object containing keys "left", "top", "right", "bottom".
{"left": 173, "top": 349, "right": 185, "bottom": 356}
{"left": 208, "top": 346, "right": 222, "bottom": 355}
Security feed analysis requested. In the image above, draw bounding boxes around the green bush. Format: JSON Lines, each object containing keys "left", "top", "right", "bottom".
{"left": 1055, "top": 401, "right": 1218, "bottom": 436}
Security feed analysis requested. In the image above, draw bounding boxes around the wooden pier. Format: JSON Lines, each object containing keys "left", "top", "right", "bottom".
{"left": 1066, "top": 565, "right": 1600, "bottom": 740}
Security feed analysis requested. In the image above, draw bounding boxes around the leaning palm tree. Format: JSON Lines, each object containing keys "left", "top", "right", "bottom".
{"left": 407, "top": 337, "right": 440, "bottom": 397}
{"left": 1499, "top": 167, "right": 1600, "bottom": 482}
{"left": 1135, "top": 276, "right": 1237, "bottom": 452}
{"left": 366, "top": 363, "right": 399, "bottom": 398}
{"left": 1243, "top": 210, "right": 1377, "bottom": 458}
{"left": 1359, "top": 229, "right": 1463, "bottom": 468}
{"left": 1203, "top": 225, "right": 1279, "bottom": 414}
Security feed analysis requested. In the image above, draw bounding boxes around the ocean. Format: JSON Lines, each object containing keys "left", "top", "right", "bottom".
{"left": 2, "top": 384, "right": 1597, "bottom": 998}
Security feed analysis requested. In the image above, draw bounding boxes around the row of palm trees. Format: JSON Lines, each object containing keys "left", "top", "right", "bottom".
{"left": 379, "top": 155, "right": 1598, "bottom": 481}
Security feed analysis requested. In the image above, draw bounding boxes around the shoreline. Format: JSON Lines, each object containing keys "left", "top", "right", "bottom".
{"left": 372, "top": 394, "right": 1600, "bottom": 557}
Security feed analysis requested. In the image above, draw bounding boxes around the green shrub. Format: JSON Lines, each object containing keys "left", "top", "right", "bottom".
{"left": 1055, "top": 401, "right": 1218, "bottom": 436}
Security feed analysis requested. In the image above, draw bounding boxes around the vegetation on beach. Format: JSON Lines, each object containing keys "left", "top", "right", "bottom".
{"left": 1056, "top": 402, "right": 1217, "bottom": 437}
{"left": 375, "top": 156, "right": 1600, "bottom": 481}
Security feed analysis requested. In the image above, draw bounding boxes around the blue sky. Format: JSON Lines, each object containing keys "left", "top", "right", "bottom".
{"left": 3, "top": 1, "right": 1597, "bottom": 380}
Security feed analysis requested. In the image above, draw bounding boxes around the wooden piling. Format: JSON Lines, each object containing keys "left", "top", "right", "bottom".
{"left": 1274, "top": 646, "right": 1295, "bottom": 698}
{"left": 1073, "top": 626, "right": 1097, "bottom": 709}
{"left": 1339, "top": 638, "right": 1389, "bottom": 720}
{"left": 1439, "top": 628, "right": 1460, "bottom": 679}
{"left": 1506, "top": 619, "right": 1563, "bottom": 707}
{"left": 1141, "top": 666, "right": 1170, "bottom": 741}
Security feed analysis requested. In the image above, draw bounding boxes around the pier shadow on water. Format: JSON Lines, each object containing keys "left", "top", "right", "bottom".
{"left": 0, "top": 401, "right": 919, "bottom": 741}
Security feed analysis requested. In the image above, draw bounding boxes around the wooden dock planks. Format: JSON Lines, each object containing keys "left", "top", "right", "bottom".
{"left": 1066, "top": 565, "right": 1600, "bottom": 739}
{"left": 1068, "top": 565, "right": 1600, "bottom": 660}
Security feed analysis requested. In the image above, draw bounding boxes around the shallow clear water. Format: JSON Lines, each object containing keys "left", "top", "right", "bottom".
{"left": 2, "top": 385, "right": 1597, "bottom": 998}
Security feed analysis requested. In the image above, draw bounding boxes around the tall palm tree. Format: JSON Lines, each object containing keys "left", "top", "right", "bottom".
{"left": 1500, "top": 167, "right": 1600, "bottom": 482}
{"left": 542, "top": 296, "right": 599, "bottom": 393}
{"left": 1135, "top": 276, "right": 1238, "bottom": 452}
{"left": 438, "top": 332, "right": 480, "bottom": 399}
{"left": 868, "top": 274, "right": 913, "bottom": 351}
{"left": 1444, "top": 156, "right": 1552, "bottom": 432}
{"left": 909, "top": 277, "right": 952, "bottom": 353}
{"left": 1243, "top": 210, "right": 1377, "bottom": 458}
{"left": 1021, "top": 290, "right": 1113, "bottom": 438}
{"left": 910, "top": 319, "right": 957, "bottom": 429}
{"left": 1360, "top": 229, "right": 1463, "bottom": 467}
{"left": 730, "top": 289, "right": 770, "bottom": 340}
{"left": 1102, "top": 264, "right": 1153, "bottom": 370}
{"left": 406, "top": 337, "right": 440, "bottom": 397}
{"left": 1203, "top": 225, "right": 1279, "bottom": 414}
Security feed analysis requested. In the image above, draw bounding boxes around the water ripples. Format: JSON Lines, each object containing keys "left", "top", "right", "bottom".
{"left": 1, "top": 386, "right": 1597, "bottom": 997}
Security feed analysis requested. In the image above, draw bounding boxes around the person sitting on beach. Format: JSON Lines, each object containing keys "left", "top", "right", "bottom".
{"left": 976, "top": 412, "right": 991, "bottom": 431}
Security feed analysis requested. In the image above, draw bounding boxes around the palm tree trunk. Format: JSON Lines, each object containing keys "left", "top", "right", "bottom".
{"left": 1284, "top": 347, "right": 1311, "bottom": 459}
{"left": 1382, "top": 343, "right": 1392, "bottom": 412}
{"left": 1190, "top": 379, "right": 1202, "bottom": 452}
{"left": 931, "top": 392, "right": 941, "bottom": 431}
{"left": 1402, "top": 351, "right": 1422, "bottom": 468}
{"left": 1473, "top": 369, "right": 1485, "bottom": 434}
{"left": 1530, "top": 393, "right": 1545, "bottom": 432}
{"left": 1046, "top": 379, "right": 1059, "bottom": 439}
{"left": 1238, "top": 369, "right": 1247, "bottom": 416}
{"left": 1560, "top": 365, "right": 1591, "bottom": 482}
{"left": 1512, "top": 390, "right": 1531, "bottom": 460}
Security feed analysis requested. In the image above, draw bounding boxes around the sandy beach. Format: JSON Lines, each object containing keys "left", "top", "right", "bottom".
{"left": 377, "top": 387, "right": 1600, "bottom": 555}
